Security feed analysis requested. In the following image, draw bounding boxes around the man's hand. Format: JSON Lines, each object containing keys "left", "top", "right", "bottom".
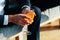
{"left": 22, "top": 8, "right": 36, "bottom": 16}
{"left": 22, "top": 8, "right": 30, "bottom": 14}
{"left": 8, "top": 14, "right": 33, "bottom": 26}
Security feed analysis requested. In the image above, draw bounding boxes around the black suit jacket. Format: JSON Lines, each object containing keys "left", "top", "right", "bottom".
{"left": 0, "top": 0, "right": 31, "bottom": 25}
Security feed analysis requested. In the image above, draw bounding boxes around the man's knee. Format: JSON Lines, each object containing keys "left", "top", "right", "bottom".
{"left": 31, "top": 6, "right": 41, "bottom": 20}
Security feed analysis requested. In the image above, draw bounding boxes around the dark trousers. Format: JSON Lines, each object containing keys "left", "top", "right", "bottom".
{"left": 28, "top": 6, "right": 41, "bottom": 40}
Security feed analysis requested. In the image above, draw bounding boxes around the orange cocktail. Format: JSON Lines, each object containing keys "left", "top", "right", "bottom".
{"left": 24, "top": 11, "right": 35, "bottom": 20}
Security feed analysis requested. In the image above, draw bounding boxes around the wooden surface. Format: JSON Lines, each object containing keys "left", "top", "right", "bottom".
{"left": 40, "top": 17, "right": 60, "bottom": 27}
{"left": 40, "top": 29, "right": 60, "bottom": 40}
{"left": 40, "top": 18, "right": 60, "bottom": 40}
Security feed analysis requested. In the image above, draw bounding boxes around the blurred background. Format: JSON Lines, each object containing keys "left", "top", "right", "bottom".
{"left": 31, "top": 0, "right": 60, "bottom": 11}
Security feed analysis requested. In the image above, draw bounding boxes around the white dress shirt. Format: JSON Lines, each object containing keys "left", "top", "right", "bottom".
{"left": 0, "top": 0, "right": 8, "bottom": 25}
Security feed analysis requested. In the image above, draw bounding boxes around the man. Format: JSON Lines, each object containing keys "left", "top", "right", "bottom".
{"left": 0, "top": 0, "right": 41, "bottom": 40}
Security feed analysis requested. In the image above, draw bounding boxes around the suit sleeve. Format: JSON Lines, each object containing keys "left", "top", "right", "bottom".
{"left": 18, "top": 0, "right": 31, "bottom": 8}
{"left": 22, "top": 0, "right": 31, "bottom": 7}
{"left": 0, "top": 15, "right": 4, "bottom": 25}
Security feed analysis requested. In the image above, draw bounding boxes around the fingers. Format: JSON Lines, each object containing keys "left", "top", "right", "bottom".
{"left": 11, "top": 13, "right": 34, "bottom": 26}
{"left": 16, "top": 14, "right": 33, "bottom": 26}
{"left": 18, "top": 20, "right": 29, "bottom": 26}
{"left": 19, "top": 14, "right": 33, "bottom": 25}
{"left": 22, "top": 8, "right": 30, "bottom": 14}
{"left": 17, "top": 19, "right": 30, "bottom": 26}
{"left": 22, "top": 9, "right": 36, "bottom": 17}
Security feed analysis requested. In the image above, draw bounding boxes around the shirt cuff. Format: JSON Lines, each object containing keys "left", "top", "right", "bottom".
{"left": 22, "top": 5, "right": 30, "bottom": 10}
{"left": 3, "top": 15, "right": 8, "bottom": 25}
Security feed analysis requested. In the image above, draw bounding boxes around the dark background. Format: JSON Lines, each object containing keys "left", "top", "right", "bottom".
{"left": 31, "top": 0, "right": 60, "bottom": 11}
